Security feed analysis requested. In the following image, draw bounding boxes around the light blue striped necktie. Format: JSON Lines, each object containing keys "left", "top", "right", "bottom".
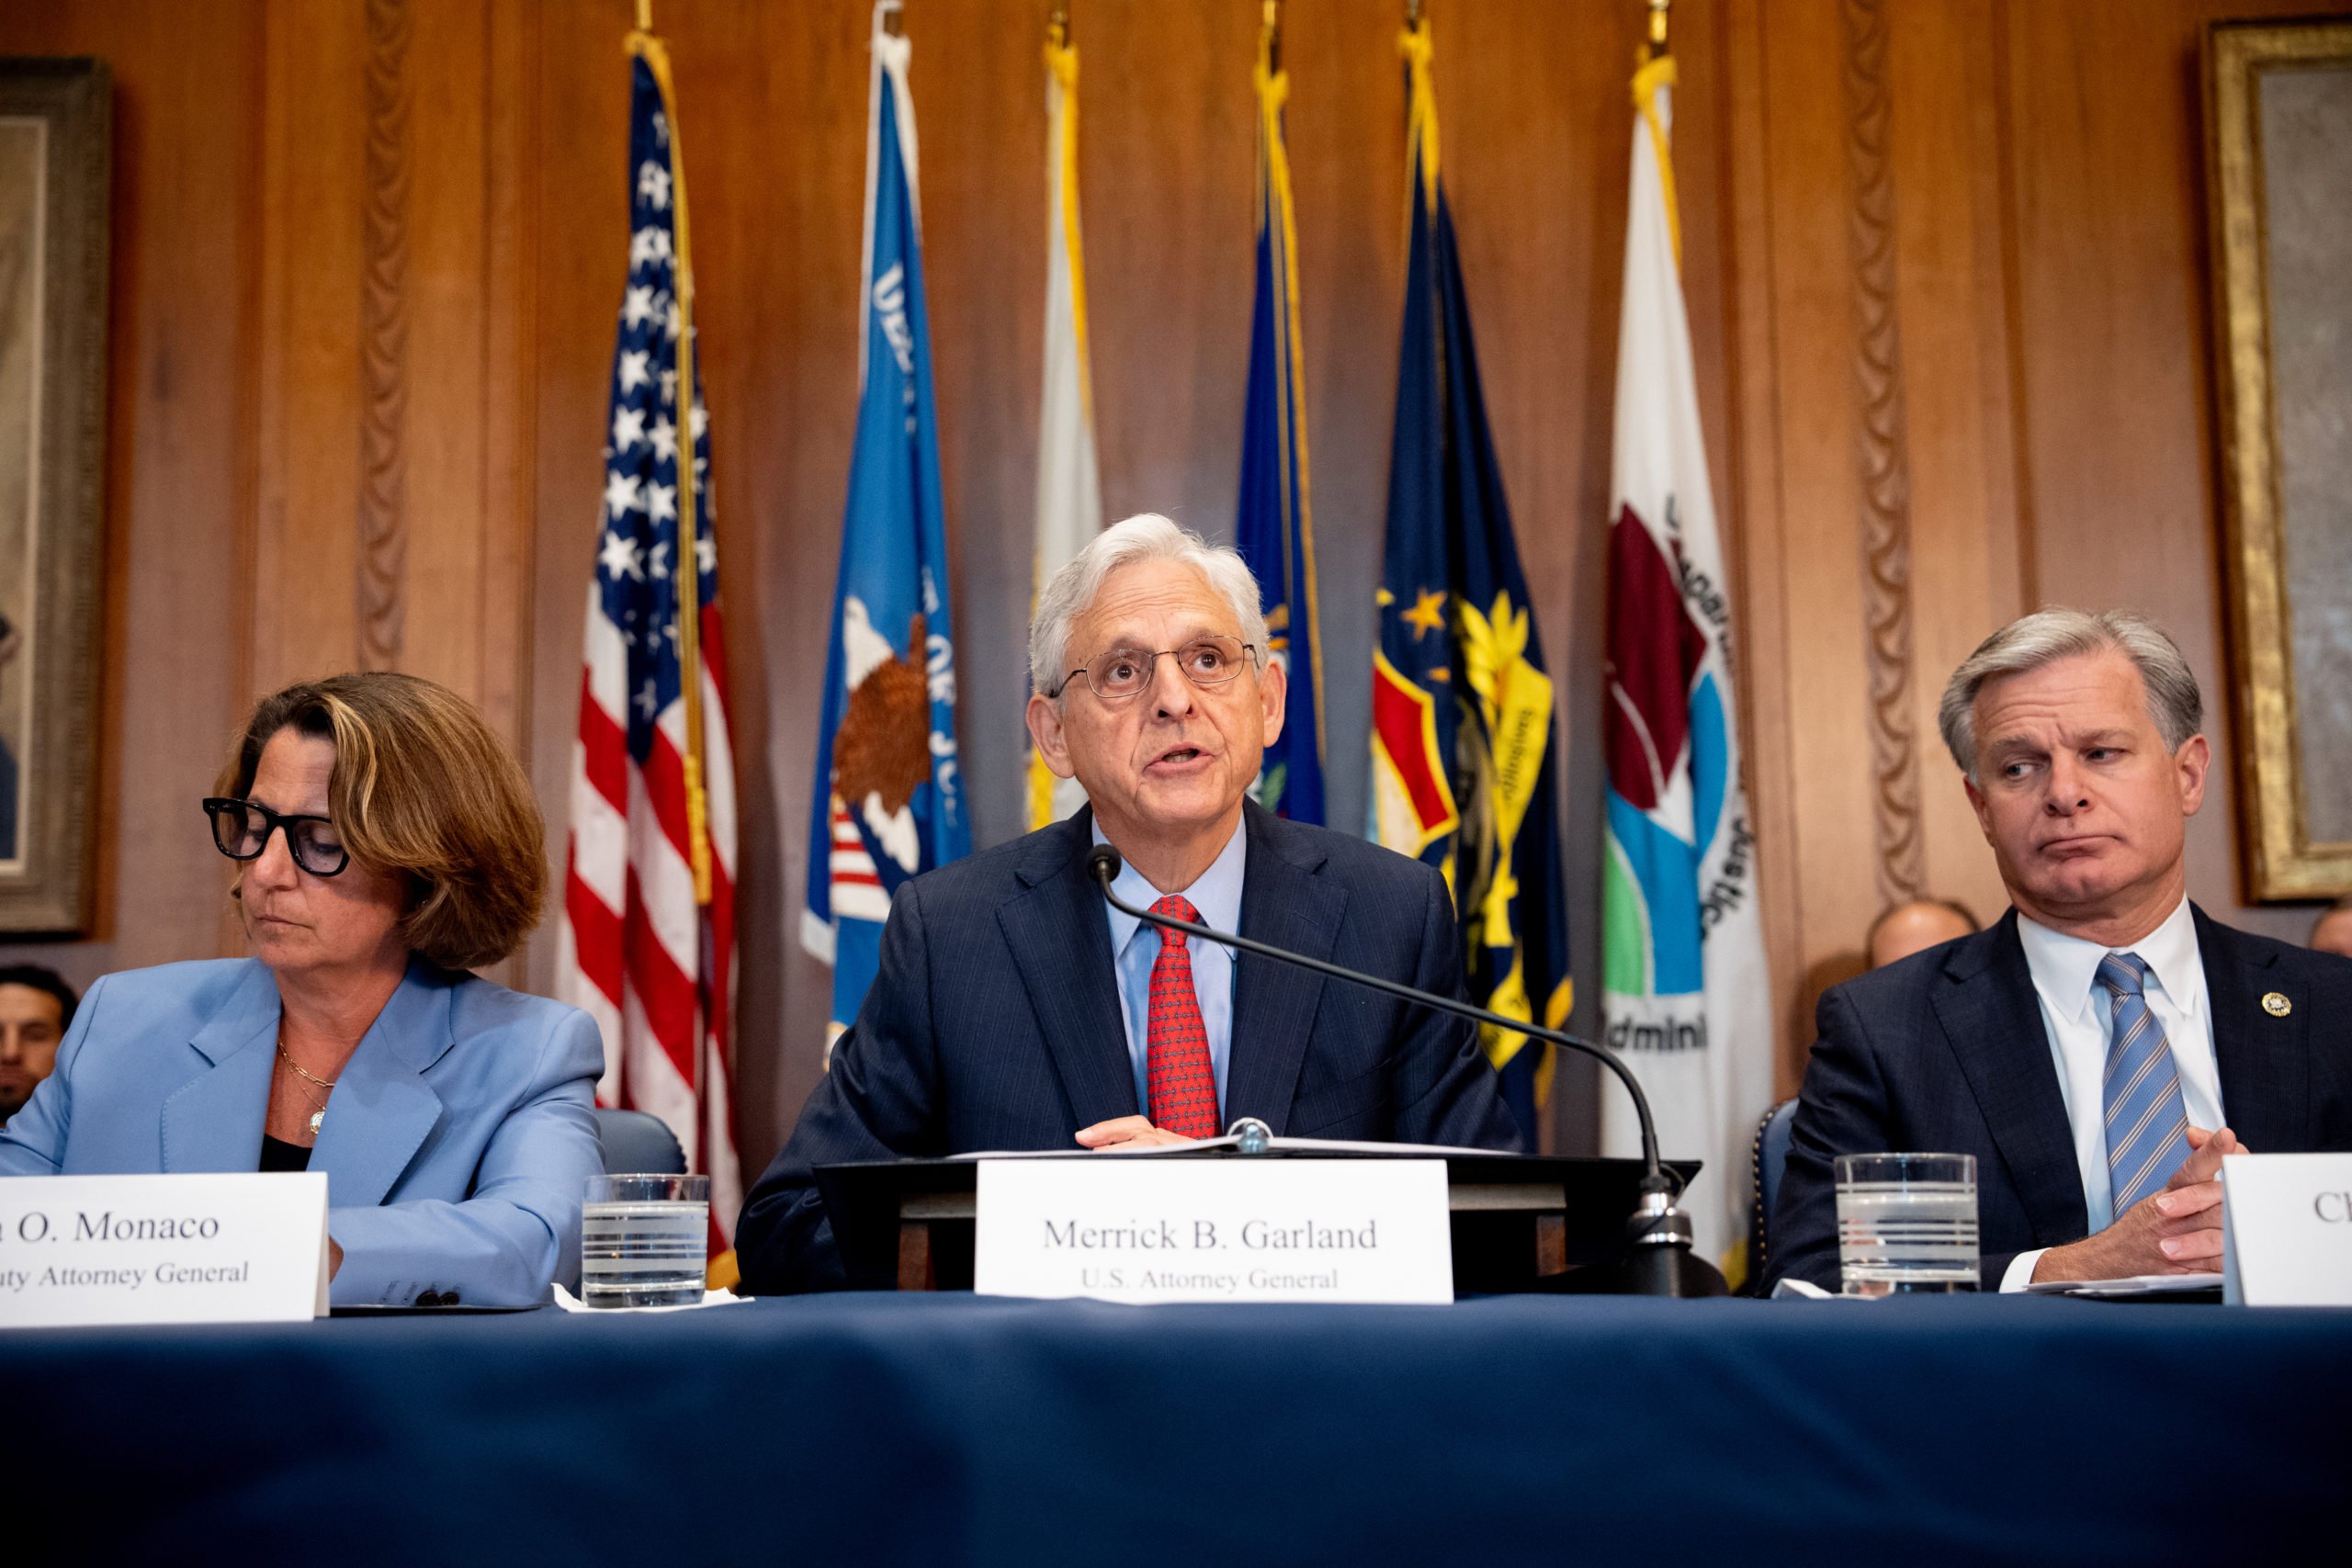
{"left": 2097, "top": 952, "right": 2190, "bottom": 1215}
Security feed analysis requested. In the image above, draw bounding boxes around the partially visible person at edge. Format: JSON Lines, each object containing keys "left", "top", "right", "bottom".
{"left": 1769, "top": 608, "right": 2352, "bottom": 1292}
{"left": 1865, "top": 899, "right": 1979, "bottom": 969}
{"left": 0, "top": 964, "right": 75, "bottom": 1128}
{"left": 2310, "top": 895, "right": 2352, "bottom": 961}
{"left": 0, "top": 674, "right": 605, "bottom": 1307}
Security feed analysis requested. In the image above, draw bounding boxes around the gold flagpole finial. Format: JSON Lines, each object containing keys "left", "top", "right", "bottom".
{"left": 1647, "top": 0, "right": 1671, "bottom": 53}
{"left": 1406, "top": 0, "right": 1424, "bottom": 27}
{"left": 635, "top": 0, "right": 652, "bottom": 32}
{"left": 1263, "top": 0, "right": 1282, "bottom": 73}
{"left": 1048, "top": 0, "right": 1069, "bottom": 49}
{"left": 880, "top": 0, "right": 905, "bottom": 39}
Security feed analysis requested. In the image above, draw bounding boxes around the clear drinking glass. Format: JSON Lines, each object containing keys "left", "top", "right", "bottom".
{"left": 1835, "top": 1153, "right": 1979, "bottom": 1295}
{"left": 581, "top": 1173, "right": 709, "bottom": 1308}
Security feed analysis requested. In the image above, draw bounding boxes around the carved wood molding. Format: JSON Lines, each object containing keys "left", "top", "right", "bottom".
{"left": 1842, "top": 0, "right": 1925, "bottom": 907}
{"left": 357, "top": 0, "right": 412, "bottom": 671}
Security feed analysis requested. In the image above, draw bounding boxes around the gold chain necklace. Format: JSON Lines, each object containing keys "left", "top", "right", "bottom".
{"left": 277, "top": 1044, "right": 338, "bottom": 1138}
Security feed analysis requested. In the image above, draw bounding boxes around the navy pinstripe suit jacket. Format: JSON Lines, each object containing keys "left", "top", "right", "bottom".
{"left": 1764, "top": 906, "right": 2352, "bottom": 1292}
{"left": 737, "top": 802, "right": 1524, "bottom": 1293}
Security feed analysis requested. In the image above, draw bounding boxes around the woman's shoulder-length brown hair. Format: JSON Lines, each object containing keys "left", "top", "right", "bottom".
{"left": 216, "top": 672, "right": 547, "bottom": 971}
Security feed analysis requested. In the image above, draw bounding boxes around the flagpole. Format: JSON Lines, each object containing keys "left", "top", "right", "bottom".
{"left": 626, "top": 13, "right": 714, "bottom": 910}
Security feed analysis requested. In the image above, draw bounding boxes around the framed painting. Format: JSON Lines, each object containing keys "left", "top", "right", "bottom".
{"left": 2206, "top": 19, "right": 2352, "bottom": 902}
{"left": 0, "top": 59, "right": 109, "bottom": 933}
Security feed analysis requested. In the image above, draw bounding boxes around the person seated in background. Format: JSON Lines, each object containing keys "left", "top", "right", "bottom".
{"left": 1866, "top": 898, "right": 1979, "bottom": 968}
{"left": 738, "top": 514, "right": 1522, "bottom": 1293}
{"left": 0, "top": 964, "right": 76, "bottom": 1128}
{"left": 0, "top": 673, "right": 605, "bottom": 1307}
{"left": 1768, "top": 609, "right": 2352, "bottom": 1292}
{"left": 2311, "top": 896, "right": 2352, "bottom": 960}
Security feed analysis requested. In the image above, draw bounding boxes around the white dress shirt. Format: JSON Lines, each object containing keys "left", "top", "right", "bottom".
{"left": 1998, "top": 896, "right": 2224, "bottom": 1290}
{"left": 1097, "top": 817, "right": 1247, "bottom": 1123}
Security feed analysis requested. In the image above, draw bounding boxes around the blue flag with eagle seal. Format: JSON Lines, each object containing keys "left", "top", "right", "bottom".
{"left": 800, "top": 20, "right": 967, "bottom": 1051}
{"left": 1366, "top": 18, "right": 1570, "bottom": 1146}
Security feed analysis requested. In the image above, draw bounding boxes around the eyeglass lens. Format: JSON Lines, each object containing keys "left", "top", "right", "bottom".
{"left": 1081, "top": 637, "right": 1249, "bottom": 699}
{"left": 207, "top": 801, "right": 349, "bottom": 876}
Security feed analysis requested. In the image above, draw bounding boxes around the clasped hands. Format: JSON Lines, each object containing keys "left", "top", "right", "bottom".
{"left": 2031, "top": 1125, "right": 2245, "bottom": 1283}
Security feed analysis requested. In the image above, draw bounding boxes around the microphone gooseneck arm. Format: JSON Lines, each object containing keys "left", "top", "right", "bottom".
{"left": 1085, "top": 843, "right": 1671, "bottom": 1191}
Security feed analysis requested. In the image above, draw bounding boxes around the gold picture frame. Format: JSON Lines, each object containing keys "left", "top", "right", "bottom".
{"left": 0, "top": 59, "right": 109, "bottom": 933}
{"left": 2206, "top": 19, "right": 2352, "bottom": 901}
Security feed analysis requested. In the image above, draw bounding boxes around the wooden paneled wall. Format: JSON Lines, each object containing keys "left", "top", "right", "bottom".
{"left": 3, "top": 0, "right": 2336, "bottom": 1169}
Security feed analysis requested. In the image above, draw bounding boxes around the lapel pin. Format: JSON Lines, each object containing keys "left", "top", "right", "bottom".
{"left": 2261, "top": 991, "right": 2291, "bottom": 1017}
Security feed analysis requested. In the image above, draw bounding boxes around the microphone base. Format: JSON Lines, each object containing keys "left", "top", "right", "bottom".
{"left": 1551, "top": 1241, "right": 1732, "bottom": 1298}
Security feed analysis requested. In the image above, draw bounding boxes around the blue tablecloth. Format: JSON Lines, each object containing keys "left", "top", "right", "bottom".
{"left": 12, "top": 1292, "right": 2347, "bottom": 1564}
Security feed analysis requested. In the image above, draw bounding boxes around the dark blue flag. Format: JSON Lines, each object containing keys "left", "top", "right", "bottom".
{"left": 1367, "top": 18, "right": 1572, "bottom": 1145}
{"left": 1234, "top": 16, "right": 1325, "bottom": 823}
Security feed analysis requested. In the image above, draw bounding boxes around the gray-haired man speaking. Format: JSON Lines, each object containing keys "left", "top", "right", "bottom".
{"left": 1768, "top": 609, "right": 2352, "bottom": 1292}
{"left": 739, "top": 514, "right": 1521, "bottom": 1293}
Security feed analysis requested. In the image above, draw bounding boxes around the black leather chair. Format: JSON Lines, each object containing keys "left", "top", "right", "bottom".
{"left": 593, "top": 1107, "right": 687, "bottom": 1176}
{"left": 1746, "top": 1097, "right": 1799, "bottom": 1292}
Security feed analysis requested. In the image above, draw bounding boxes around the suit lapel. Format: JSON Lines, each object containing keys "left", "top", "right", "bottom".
{"left": 162, "top": 963, "right": 281, "bottom": 1172}
{"left": 1932, "top": 913, "right": 2088, "bottom": 1245}
{"left": 999, "top": 812, "right": 1138, "bottom": 1129}
{"left": 1225, "top": 806, "right": 1342, "bottom": 1135}
{"left": 311, "top": 962, "right": 452, "bottom": 1208}
{"left": 2196, "top": 906, "right": 2308, "bottom": 1153}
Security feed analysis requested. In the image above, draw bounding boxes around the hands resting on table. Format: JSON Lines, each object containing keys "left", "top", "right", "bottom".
{"left": 2032, "top": 1125, "right": 2245, "bottom": 1282}
{"left": 1073, "top": 1116, "right": 1195, "bottom": 1151}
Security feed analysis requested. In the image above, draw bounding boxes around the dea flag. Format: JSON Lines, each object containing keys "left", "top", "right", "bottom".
{"left": 1600, "top": 51, "right": 1772, "bottom": 1279}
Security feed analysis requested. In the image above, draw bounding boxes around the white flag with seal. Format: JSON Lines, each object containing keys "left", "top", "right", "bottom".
{"left": 1600, "top": 52, "right": 1774, "bottom": 1283}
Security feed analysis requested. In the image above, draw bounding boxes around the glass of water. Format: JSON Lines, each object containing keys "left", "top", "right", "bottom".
{"left": 1836, "top": 1153, "right": 1979, "bottom": 1295}
{"left": 581, "top": 1174, "right": 709, "bottom": 1308}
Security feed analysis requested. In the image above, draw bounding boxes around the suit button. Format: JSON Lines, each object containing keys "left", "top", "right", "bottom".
{"left": 414, "top": 1290, "right": 439, "bottom": 1308}
{"left": 441, "top": 1291, "right": 460, "bottom": 1306}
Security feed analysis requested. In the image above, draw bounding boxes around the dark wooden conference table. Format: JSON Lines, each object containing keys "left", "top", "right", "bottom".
{"left": 13, "top": 1291, "right": 2346, "bottom": 1565}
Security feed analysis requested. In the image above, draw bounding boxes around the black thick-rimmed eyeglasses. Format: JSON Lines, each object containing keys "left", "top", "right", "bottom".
{"left": 1050, "top": 636, "right": 1258, "bottom": 702}
{"left": 202, "top": 798, "right": 351, "bottom": 878}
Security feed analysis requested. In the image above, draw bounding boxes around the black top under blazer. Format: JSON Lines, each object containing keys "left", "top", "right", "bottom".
{"left": 1766, "top": 906, "right": 2352, "bottom": 1292}
{"left": 737, "top": 802, "right": 1525, "bottom": 1293}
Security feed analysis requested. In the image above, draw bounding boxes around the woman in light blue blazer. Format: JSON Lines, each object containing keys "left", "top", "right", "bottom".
{"left": 0, "top": 674, "right": 605, "bottom": 1307}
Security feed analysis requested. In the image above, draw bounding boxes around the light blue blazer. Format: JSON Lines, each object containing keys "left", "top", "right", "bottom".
{"left": 0, "top": 957, "right": 605, "bottom": 1307}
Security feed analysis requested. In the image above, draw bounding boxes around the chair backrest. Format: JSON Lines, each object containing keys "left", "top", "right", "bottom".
{"left": 594, "top": 1108, "right": 686, "bottom": 1176}
{"left": 1747, "top": 1097, "right": 1800, "bottom": 1288}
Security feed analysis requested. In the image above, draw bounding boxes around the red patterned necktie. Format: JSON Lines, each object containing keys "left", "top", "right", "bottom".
{"left": 1146, "top": 895, "right": 1220, "bottom": 1140}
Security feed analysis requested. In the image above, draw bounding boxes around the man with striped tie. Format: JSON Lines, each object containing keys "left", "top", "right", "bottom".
{"left": 1769, "top": 610, "right": 2352, "bottom": 1292}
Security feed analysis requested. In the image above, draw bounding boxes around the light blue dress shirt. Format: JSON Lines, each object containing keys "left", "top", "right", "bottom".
{"left": 1096, "top": 817, "right": 1247, "bottom": 1125}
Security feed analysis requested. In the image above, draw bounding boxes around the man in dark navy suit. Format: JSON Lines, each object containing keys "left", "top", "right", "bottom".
{"left": 1769, "top": 610, "right": 2352, "bottom": 1292}
{"left": 739, "top": 514, "right": 1521, "bottom": 1293}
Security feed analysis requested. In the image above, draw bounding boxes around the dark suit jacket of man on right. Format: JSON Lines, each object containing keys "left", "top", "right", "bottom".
{"left": 737, "top": 803, "right": 1524, "bottom": 1294}
{"left": 1766, "top": 907, "right": 2352, "bottom": 1292}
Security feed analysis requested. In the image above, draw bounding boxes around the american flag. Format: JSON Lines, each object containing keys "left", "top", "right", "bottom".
{"left": 556, "top": 46, "right": 741, "bottom": 1245}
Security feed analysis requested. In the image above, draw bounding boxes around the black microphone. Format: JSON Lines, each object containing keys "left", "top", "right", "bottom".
{"left": 1086, "top": 840, "right": 1727, "bottom": 1297}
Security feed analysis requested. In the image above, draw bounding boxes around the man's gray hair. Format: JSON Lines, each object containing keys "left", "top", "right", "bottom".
{"left": 1937, "top": 607, "right": 2203, "bottom": 781}
{"left": 1028, "top": 513, "right": 1270, "bottom": 697}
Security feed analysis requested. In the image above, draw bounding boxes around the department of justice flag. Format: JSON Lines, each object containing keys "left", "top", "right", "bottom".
{"left": 801, "top": 14, "right": 967, "bottom": 1049}
{"left": 557, "top": 32, "right": 742, "bottom": 1243}
{"left": 1368, "top": 17, "right": 1570, "bottom": 1147}
{"left": 1025, "top": 18, "right": 1103, "bottom": 831}
{"left": 1234, "top": 6, "right": 1326, "bottom": 824}
{"left": 1600, "top": 51, "right": 1773, "bottom": 1280}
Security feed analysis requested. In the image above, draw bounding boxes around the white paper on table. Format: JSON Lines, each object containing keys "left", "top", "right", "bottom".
{"left": 2021, "top": 1274, "right": 2221, "bottom": 1298}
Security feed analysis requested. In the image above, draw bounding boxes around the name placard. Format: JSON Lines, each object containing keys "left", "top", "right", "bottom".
{"left": 974, "top": 1158, "right": 1452, "bottom": 1304}
{"left": 0, "top": 1174, "right": 330, "bottom": 1328}
{"left": 2222, "top": 1153, "right": 2352, "bottom": 1306}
